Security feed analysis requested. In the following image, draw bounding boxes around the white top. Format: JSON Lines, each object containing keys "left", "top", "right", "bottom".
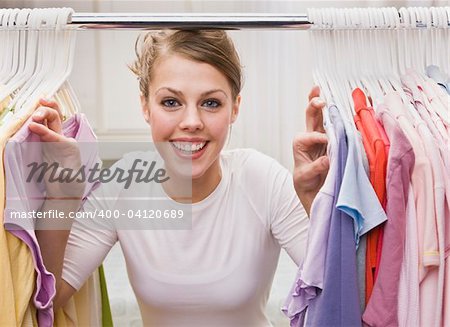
{"left": 62, "top": 148, "right": 309, "bottom": 326}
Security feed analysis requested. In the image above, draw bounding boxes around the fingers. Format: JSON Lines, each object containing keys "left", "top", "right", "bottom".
{"left": 31, "top": 106, "right": 63, "bottom": 135}
{"left": 39, "top": 98, "right": 63, "bottom": 120}
{"left": 293, "top": 132, "right": 328, "bottom": 150}
{"left": 295, "top": 155, "right": 330, "bottom": 181}
{"left": 293, "top": 131, "right": 328, "bottom": 164}
{"left": 28, "top": 121, "right": 65, "bottom": 142}
{"left": 306, "top": 86, "right": 326, "bottom": 133}
{"left": 308, "top": 85, "right": 321, "bottom": 102}
{"left": 29, "top": 99, "right": 64, "bottom": 141}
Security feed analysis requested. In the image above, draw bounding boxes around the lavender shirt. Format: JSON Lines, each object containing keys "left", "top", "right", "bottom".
{"left": 282, "top": 105, "right": 338, "bottom": 326}
{"left": 305, "top": 105, "right": 361, "bottom": 326}
{"left": 3, "top": 113, "right": 99, "bottom": 327}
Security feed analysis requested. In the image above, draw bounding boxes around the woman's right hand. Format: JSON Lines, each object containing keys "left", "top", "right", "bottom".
{"left": 29, "top": 99, "right": 85, "bottom": 200}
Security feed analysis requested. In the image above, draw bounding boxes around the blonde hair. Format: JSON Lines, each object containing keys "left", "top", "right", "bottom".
{"left": 129, "top": 30, "right": 243, "bottom": 100}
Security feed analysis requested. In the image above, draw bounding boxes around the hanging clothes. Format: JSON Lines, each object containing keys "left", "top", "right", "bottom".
{"left": 362, "top": 103, "right": 415, "bottom": 327}
{"left": 402, "top": 75, "right": 447, "bottom": 327}
{"left": 383, "top": 92, "right": 440, "bottom": 327}
{"left": 352, "top": 88, "right": 388, "bottom": 303}
{"left": 282, "top": 105, "right": 340, "bottom": 326}
{"left": 305, "top": 105, "right": 361, "bottom": 327}
{"left": 397, "top": 185, "right": 419, "bottom": 327}
{"left": 3, "top": 113, "right": 100, "bottom": 326}
{"left": 0, "top": 104, "right": 41, "bottom": 327}
{"left": 0, "top": 8, "right": 113, "bottom": 325}
{"left": 402, "top": 75, "right": 450, "bottom": 172}
{"left": 283, "top": 102, "right": 387, "bottom": 326}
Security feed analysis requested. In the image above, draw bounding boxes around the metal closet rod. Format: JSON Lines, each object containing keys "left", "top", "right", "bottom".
{"left": 68, "top": 12, "right": 450, "bottom": 30}
{"left": 69, "top": 13, "right": 312, "bottom": 30}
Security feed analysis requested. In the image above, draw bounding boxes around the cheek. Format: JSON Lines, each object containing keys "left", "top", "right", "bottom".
{"left": 207, "top": 115, "right": 231, "bottom": 141}
{"left": 149, "top": 110, "right": 178, "bottom": 141}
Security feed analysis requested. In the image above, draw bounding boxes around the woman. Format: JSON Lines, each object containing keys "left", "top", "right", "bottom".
{"left": 32, "top": 30, "right": 329, "bottom": 326}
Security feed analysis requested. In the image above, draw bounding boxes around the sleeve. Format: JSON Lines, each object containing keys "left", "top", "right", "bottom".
{"left": 268, "top": 160, "right": 309, "bottom": 267}
{"left": 61, "top": 182, "right": 118, "bottom": 291}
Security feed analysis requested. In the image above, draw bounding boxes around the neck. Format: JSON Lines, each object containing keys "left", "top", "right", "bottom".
{"left": 163, "top": 159, "right": 222, "bottom": 204}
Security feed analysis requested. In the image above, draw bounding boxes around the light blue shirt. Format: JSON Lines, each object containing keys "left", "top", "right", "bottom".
{"left": 333, "top": 104, "right": 387, "bottom": 245}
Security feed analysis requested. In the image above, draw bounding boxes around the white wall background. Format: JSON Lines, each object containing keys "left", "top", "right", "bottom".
{"left": 1, "top": 0, "right": 442, "bottom": 326}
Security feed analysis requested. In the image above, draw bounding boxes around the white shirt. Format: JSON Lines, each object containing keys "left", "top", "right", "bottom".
{"left": 62, "top": 148, "right": 309, "bottom": 326}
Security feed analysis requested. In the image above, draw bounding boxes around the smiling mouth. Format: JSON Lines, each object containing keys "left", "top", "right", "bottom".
{"left": 170, "top": 141, "right": 209, "bottom": 155}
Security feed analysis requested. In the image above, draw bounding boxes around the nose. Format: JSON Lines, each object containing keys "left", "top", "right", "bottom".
{"left": 179, "top": 105, "right": 204, "bottom": 132}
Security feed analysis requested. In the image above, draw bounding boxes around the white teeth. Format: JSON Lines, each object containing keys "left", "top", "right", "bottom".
{"left": 172, "top": 141, "right": 207, "bottom": 154}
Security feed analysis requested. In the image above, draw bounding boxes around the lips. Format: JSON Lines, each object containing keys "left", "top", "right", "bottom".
{"left": 169, "top": 140, "right": 209, "bottom": 159}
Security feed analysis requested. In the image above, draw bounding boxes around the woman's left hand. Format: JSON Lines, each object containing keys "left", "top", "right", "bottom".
{"left": 293, "top": 86, "right": 329, "bottom": 216}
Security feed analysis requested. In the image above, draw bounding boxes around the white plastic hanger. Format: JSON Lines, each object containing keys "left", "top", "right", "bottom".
{"left": 332, "top": 7, "right": 356, "bottom": 117}
{"left": 373, "top": 8, "right": 395, "bottom": 98}
{"left": 362, "top": 7, "right": 388, "bottom": 107}
{"left": 327, "top": 7, "right": 356, "bottom": 120}
{"left": 0, "top": 9, "right": 32, "bottom": 104}
{"left": 309, "top": 8, "right": 335, "bottom": 106}
{"left": 1, "top": 8, "right": 47, "bottom": 123}
{"left": 0, "top": 9, "right": 14, "bottom": 85}
{"left": 430, "top": 7, "right": 442, "bottom": 69}
{"left": 34, "top": 8, "right": 68, "bottom": 115}
{"left": 308, "top": 8, "right": 333, "bottom": 106}
{"left": 0, "top": 8, "right": 5, "bottom": 67}
{"left": 0, "top": 9, "right": 8, "bottom": 88}
{"left": 47, "top": 8, "right": 77, "bottom": 114}
{"left": 10, "top": 8, "right": 57, "bottom": 117}
{"left": 4, "top": 9, "right": 21, "bottom": 85}
{"left": 441, "top": 7, "right": 450, "bottom": 74}
{"left": 395, "top": 7, "right": 425, "bottom": 123}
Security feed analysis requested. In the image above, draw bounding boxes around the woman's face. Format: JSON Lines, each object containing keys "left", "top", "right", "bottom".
{"left": 141, "top": 54, "right": 240, "bottom": 180}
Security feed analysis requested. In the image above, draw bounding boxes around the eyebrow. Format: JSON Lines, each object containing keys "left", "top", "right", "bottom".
{"left": 155, "top": 87, "right": 228, "bottom": 99}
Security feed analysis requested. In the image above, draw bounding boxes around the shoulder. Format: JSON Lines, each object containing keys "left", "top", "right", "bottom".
{"left": 221, "top": 148, "right": 292, "bottom": 195}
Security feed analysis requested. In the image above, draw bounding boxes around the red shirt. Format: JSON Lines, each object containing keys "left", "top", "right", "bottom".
{"left": 352, "top": 88, "right": 388, "bottom": 304}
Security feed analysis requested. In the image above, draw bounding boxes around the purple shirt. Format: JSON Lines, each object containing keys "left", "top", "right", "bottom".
{"left": 305, "top": 105, "right": 361, "bottom": 326}
{"left": 362, "top": 105, "right": 415, "bottom": 326}
{"left": 3, "top": 113, "right": 98, "bottom": 327}
{"left": 282, "top": 105, "right": 338, "bottom": 325}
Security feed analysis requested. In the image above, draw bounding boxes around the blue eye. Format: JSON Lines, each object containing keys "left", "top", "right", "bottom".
{"left": 162, "top": 99, "right": 180, "bottom": 108}
{"left": 202, "top": 99, "right": 221, "bottom": 109}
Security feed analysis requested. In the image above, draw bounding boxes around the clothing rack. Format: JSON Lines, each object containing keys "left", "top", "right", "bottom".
{"left": 68, "top": 11, "right": 450, "bottom": 30}
{"left": 69, "top": 13, "right": 312, "bottom": 30}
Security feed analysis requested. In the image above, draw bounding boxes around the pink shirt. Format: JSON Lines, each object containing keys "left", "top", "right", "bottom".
{"left": 406, "top": 70, "right": 449, "bottom": 141}
{"left": 415, "top": 121, "right": 445, "bottom": 327}
{"left": 362, "top": 104, "right": 414, "bottom": 327}
{"left": 402, "top": 74, "right": 450, "bottom": 173}
{"left": 384, "top": 92, "right": 438, "bottom": 327}
{"left": 398, "top": 185, "right": 419, "bottom": 327}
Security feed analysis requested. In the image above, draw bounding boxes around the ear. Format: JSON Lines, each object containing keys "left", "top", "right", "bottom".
{"left": 140, "top": 95, "right": 151, "bottom": 125}
{"left": 230, "top": 94, "right": 241, "bottom": 124}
